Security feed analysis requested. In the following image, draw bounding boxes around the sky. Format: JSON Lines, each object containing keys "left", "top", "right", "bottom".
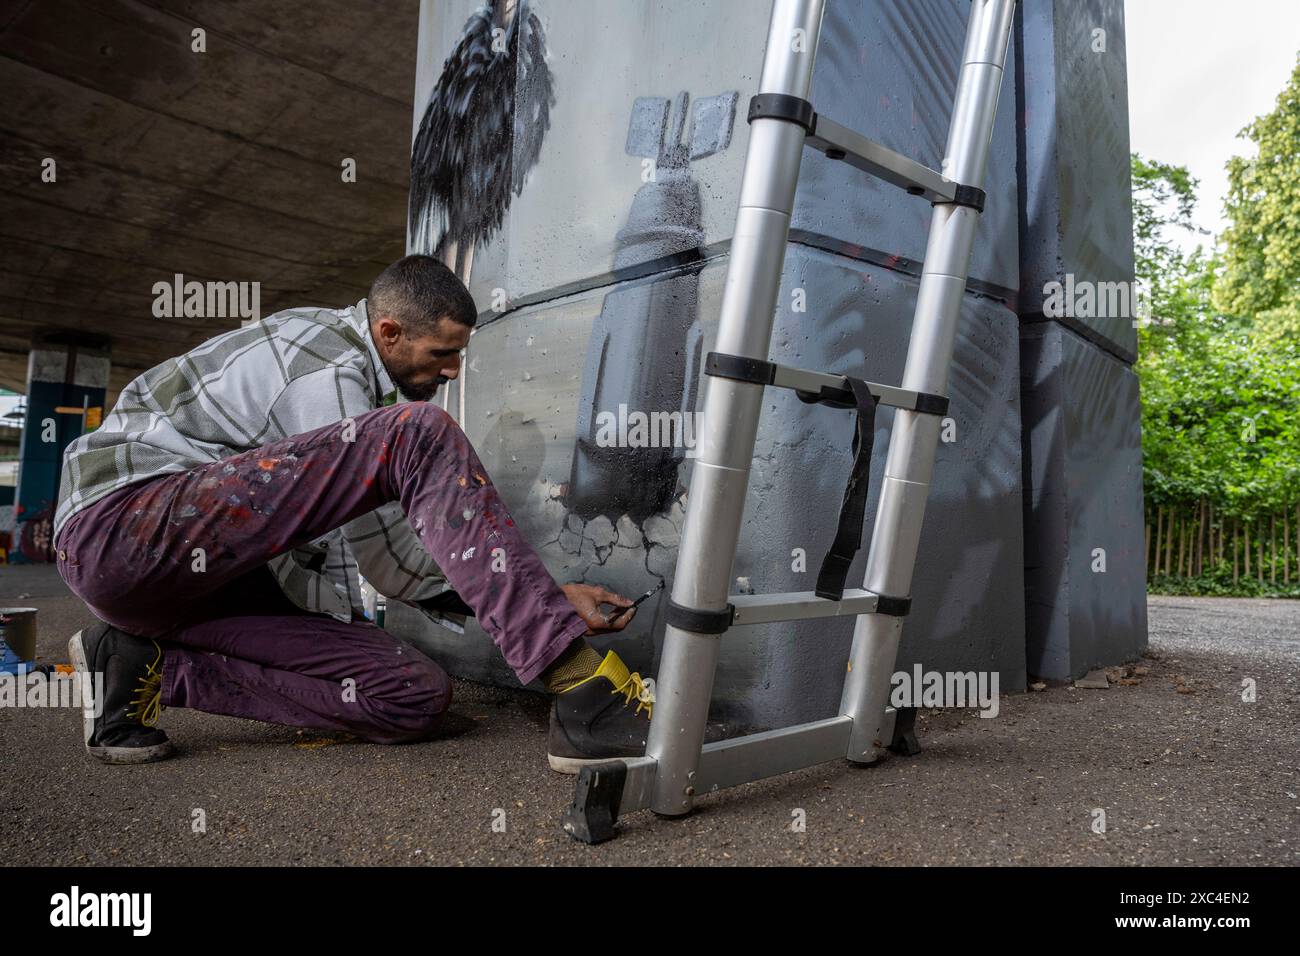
{"left": 1125, "top": 0, "right": 1300, "bottom": 255}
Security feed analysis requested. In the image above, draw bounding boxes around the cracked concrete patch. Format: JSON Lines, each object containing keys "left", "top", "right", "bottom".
{"left": 643, "top": 515, "right": 679, "bottom": 549}
{"left": 646, "top": 543, "right": 675, "bottom": 577}
{"left": 558, "top": 528, "right": 581, "bottom": 554}
{"left": 667, "top": 495, "right": 687, "bottom": 531}
{"left": 585, "top": 515, "right": 617, "bottom": 548}
{"left": 615, "top": 515, "right": 642, "bottom": 548}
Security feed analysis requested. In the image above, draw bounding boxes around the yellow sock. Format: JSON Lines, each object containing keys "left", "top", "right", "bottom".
{"left": 542, "top": 640, "right": 603, "bottom": 693}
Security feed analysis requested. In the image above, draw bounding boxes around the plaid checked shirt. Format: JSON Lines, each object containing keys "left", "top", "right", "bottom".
{"left": 54, "top": 299, "right": 460, "bottom": 627}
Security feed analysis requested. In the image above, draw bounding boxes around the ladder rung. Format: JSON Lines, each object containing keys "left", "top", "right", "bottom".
{"left": 746, "top": 94, "right": 986, "bottom": 211}
{"left": 771, "top": 364, "right": 940, "bottom": 413}
{"left": 705, "top": 351, "right": 949, "bottom": 415}
{"left": 729, "top": 589, "right": 901, "bottom": 625}
{"left": 805, "top": 113, "right": 955, "bottom": 203}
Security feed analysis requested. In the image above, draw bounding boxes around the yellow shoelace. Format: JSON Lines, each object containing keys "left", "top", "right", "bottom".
{"left": 611, "top": 671, "right": 655, "bottom": 719}
{"left": 126, "top": 640, "right": 165, "bottom": 727}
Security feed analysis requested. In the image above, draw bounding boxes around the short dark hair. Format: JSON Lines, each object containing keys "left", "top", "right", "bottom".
{"left": 368, "top": 254, "right": 478, "bottom": 334}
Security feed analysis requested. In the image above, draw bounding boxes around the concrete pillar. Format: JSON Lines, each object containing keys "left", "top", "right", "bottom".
{"left": 1014, "top": 0, "right": 1148, "bottom": 678}
{"left": 11, "top": 338, "right": 109, "bottom": 563}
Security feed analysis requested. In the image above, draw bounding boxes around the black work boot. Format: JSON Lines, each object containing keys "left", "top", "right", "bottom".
{"left": 68, "top": 623, "right": 175, "bottom": 764}
{"left": 547, "top": 650, "right": 653, "bottom": 774}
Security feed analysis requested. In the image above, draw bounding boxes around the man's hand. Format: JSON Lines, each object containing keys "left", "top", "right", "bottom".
{"left": 561, "top": 583, "right": 635, "bottom": 634}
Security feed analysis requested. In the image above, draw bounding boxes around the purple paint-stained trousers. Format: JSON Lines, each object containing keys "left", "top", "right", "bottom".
{"left": 54, "top": 403, "right": 589, "bottom": 743}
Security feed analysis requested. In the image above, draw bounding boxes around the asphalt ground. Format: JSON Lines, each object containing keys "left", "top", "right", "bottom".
{"left": 2, "top": 564, "right": 1297, "bottom": 865}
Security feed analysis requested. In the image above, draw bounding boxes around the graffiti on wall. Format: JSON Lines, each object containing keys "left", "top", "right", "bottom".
{"left": 409, "top": 0, "right": 554, "bottom": 281}
{"left": 408, "top": 0, "right": 738, "bottom": 540}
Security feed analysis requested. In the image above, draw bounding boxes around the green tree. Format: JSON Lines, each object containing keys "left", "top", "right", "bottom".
{"left": 1216, "top": 53, "right": 1300, "bottom": 344}
{"left": 1133, "top": 144, "right": 1300, "bottom": 595}
{"left": 1130, "top": 152, "right": 1212, "bottom": 347}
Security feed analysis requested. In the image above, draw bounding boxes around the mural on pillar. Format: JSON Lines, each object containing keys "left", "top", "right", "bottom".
{"left": 408, "top": 0, "right": 553, "bottom": 282}
{"left": 406, "top": 0, "right": 740, "bottom": 609}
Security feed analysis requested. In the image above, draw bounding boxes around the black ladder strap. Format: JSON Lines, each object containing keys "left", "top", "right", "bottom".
{"left": 815, "top": 376, "right": 880, "bottom": 601}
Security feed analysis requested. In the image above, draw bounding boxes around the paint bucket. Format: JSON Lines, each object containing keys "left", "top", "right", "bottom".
{"left": 0, "top": 607, "right": 37, "bottom": 672}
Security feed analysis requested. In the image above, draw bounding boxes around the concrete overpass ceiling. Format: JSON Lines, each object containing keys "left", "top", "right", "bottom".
{"left": 1, "top": 0, "right": 420, "bottom": 402}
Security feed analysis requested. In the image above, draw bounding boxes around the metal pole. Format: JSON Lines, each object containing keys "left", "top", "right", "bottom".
{"left": 839, "top": 0, "right": 1017, "bottom": 762}
{"left": 646, "top": 0, "right": 826, "bottom": 817}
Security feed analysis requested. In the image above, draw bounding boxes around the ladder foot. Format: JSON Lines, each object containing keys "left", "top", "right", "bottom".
{"left": 650, "top": 808, "right": 692, "bottom": 820}
{"left": 887, "top": 706, "right": 922, "bottom": 757}
{"left": 561, "top": 762, "right": 626, "bottom": 844}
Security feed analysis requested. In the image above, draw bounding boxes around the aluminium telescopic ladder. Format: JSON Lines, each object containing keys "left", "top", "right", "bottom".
{"left": 564, "top": 0, "right": 1018, "bottom": 843}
